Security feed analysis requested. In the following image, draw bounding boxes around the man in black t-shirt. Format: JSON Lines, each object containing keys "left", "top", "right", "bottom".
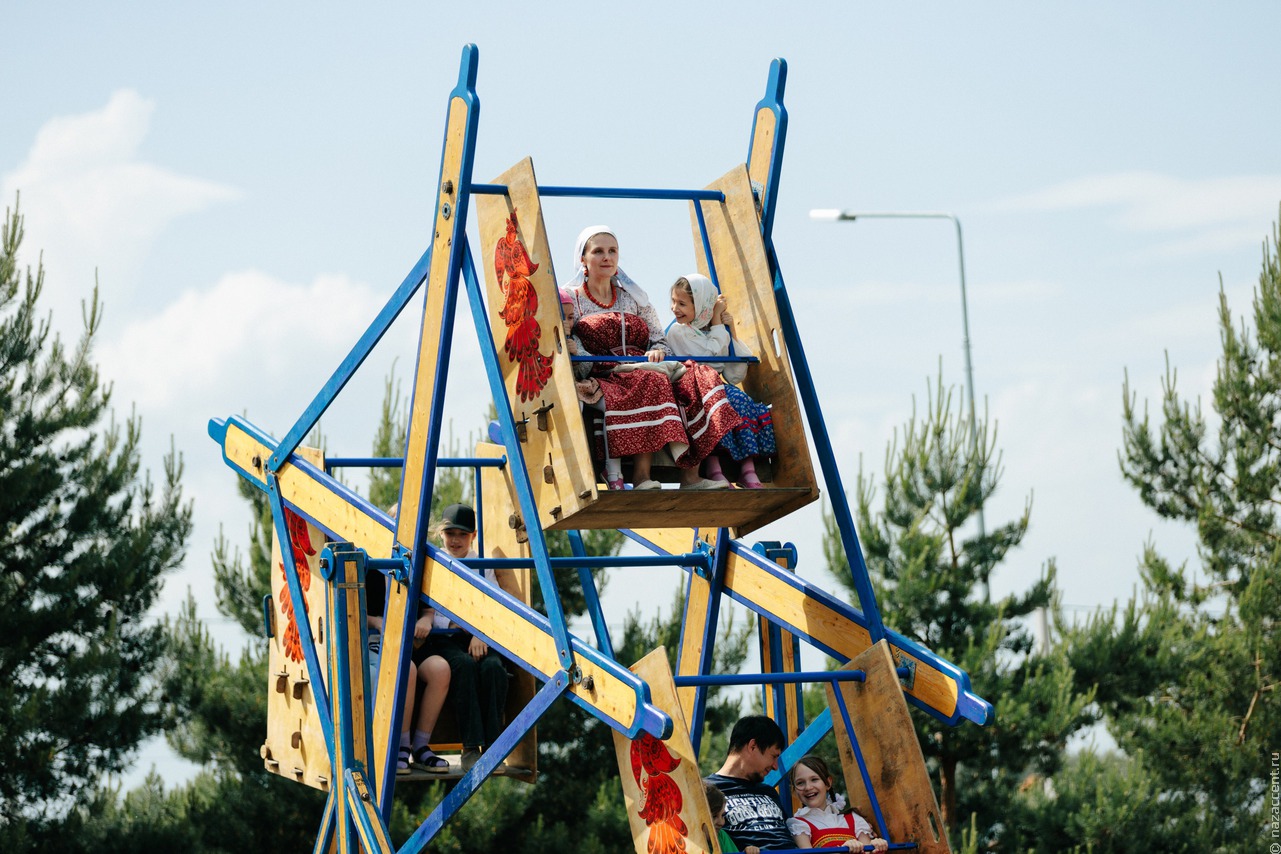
{"left": 704, "top": 715, "right": 794, "bottom": 852}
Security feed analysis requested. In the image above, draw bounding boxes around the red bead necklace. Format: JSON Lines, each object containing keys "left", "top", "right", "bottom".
{"left": 583, "top": 280, "right": 616, "bottom": 309}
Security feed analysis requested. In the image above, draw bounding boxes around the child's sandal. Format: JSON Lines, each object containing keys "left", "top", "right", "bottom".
{"left": 411, "top": 745, "right": 450, "bottom": 773}
{"left": 396, "top": 745, "right": 412, "bottom": 775}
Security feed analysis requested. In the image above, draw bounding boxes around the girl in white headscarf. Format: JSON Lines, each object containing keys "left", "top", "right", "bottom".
{"left": 563, "top": 226, "right": 738, "bottom": 490}
{"left": 667, "top": 274, "right": 776, "bottom": 488}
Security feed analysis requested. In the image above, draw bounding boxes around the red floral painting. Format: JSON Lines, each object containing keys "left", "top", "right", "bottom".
{"left": 277, "top": 507, "right": 315, "bottom": 664}
{"left": 494, "top": 209, "right": 553, "bottom": 401}
{"left": 630, "top": 732, "right": 688, "bottom": 854}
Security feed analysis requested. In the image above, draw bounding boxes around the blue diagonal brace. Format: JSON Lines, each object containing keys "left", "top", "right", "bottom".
{"left": 398, "top": 671, "right": 569, "bottom": 854}
{"left": 458, "top": 238, "right": 575, "bottom": 671}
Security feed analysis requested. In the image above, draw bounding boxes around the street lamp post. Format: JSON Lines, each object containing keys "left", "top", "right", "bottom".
{"left": 810, "top": 209, "right": 989, "bottom": 600}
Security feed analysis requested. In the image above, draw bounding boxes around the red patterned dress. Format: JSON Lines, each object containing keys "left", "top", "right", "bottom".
{"left": 571, "top": 284, "right": 739, "bottom": 467}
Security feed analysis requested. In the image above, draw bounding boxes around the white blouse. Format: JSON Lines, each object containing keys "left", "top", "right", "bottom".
{"left": 785, "top": 802, "right": 873, "bottom": 841}
{"left": 665, "top": 321, "right": 752, "bottom": 386}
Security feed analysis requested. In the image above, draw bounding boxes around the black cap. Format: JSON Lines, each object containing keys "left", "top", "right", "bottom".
{"left": 440, "top": 503, "right": 476, "bottom": 533}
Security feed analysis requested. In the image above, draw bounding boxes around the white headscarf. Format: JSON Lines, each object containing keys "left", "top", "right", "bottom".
{"left": 563, "top": 224, "right": 650, "bottom": 309}
{"left": 681, "top": 273, "right": 719, "bottom": 333}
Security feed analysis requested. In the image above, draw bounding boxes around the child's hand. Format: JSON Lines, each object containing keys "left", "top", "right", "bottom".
{"left": 711, "top": 294, "right": 727, "bottom": 324}
{"left": 415, "top": 612, "right": 434, "bottom": 640}
{"left": 744, "top": 848, "right": 760, "bottom": 854}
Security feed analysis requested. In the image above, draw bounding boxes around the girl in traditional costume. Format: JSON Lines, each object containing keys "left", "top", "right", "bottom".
{"left": 787, "top": 755, "right": 888, "bottom": 852}
{"left": 667, "top": 274, "right": 775, "bottom": 488}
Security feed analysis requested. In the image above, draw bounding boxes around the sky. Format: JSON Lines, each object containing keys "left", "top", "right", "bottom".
{"left": 6, "top": 2, "right": 1280, "bottom": 788}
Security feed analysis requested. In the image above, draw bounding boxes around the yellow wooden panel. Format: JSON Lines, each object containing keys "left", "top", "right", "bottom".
{"left": 675, "top": 572, "right": 712, "bottom": 726}
{"left": 475, "top": 157, "right": 596, "bottom": 531}
{"left": 399, "top": 93, "right": 473, "bottom": 551}
{"left": 262, "top": 447, "right": 333, "bottom": 793}
{"left": 826, "top": 643, "right": 950, "bottom": 854}
{"left": 747, "top": 108, "right": 777, "bottom": 196}
{"left": 552, "top": 487, "right": 813, "bottom": 532}
{"left": 613, "top": 648, "right": 720, "bottom": 854}
{"left": 690, "top": 164, "right": 818, "bottom": 536}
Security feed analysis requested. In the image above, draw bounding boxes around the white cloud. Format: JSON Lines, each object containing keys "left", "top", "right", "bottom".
{"left": 96, "top": 269, "right": 390, "bottom": 414}
{"left": 989, "top": 172, "right": 1281, "bottom": 245}
{"left": 2, "top": 90, "right": 241, "bottom": 322}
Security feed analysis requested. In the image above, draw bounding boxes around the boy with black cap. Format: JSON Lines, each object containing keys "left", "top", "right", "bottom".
{"left": 426, "top": 503, "right": 510, "bottom": 770}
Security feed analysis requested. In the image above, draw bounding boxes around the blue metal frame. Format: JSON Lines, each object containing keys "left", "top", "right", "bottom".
{"left": 679, "top": 526, "right": 730, "bottom": 757}
{"left": 569, "top": 528, "right": 615, "bottom": 658}
{"left": 208, "top": 45, "right": 991, "bottom": 854}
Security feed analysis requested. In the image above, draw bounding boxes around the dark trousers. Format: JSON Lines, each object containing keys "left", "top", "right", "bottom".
{"left": 434, "top": 636, "right": 509, "bottom": 749}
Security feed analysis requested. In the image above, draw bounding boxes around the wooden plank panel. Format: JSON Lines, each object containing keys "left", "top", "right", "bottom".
{"left": 747, "top": 108, "right": 777, "bottom": 196}
{"left": 262, "top": 447, "right": 332, "bottom": 792}
{"left": 613, "top": 648, "right": 721, "bottom": 854}
{"left": 690, "top": 164, "right": 818, "bottom": 536}
{"left": 475, "top": 157, "right": 596, "bottom": 531}
{"left": 675, "top": 572, "right": 713, "bottom": 725}
{"left": 826, "top": 643, "right": 950, "bottom": 854}
{"left": 552, "top": 487, "right": 813, "bottom": 532}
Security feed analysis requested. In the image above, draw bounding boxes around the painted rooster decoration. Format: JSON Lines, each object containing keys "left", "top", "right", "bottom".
{"left": 495, "top": 209, "right": 553, "bottom": 401}
{"left": 631, "top": 732, "right": 688, "bottom": 854}
{"left": 277, "top": 508, "right": 315, "bottom": 663}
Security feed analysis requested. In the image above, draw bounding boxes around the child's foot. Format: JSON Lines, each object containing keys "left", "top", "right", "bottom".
{"left": 461, "top": 747, "right": 482, "bottom": 771}
{"left": 606, "top": 476, "right": 627, "bottom": 491}
{"left": 736, "top": 475, "right": 765, "bottom": 489}
{"left": 681, "top": 477, "right": 730, "bottom": 490}
{"left": 634, "top": 479, "right": 662, "bottom": 490}
{"left": 411, "top": 745, "right": 449, "bottom": 773}
{"left": 397, "top": 745, "right": 412, "bottom": 776}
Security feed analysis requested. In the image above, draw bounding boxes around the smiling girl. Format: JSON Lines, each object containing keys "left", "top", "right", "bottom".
{"left": 786, "top": 755, "right": 888, "bottom": 852}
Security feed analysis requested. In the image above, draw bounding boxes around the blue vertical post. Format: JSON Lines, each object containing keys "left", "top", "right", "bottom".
{"left": 569, "top": 529, "right": 614, "bottom": 658}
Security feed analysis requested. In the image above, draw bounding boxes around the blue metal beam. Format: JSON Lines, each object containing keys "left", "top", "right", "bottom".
{"left": 468, "top": 183, "right": 724, "bottom": 202}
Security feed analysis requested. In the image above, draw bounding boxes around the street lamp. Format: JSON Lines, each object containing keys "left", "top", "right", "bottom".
{"left": 810, "top": 209, "right": 989, "bottom": 599}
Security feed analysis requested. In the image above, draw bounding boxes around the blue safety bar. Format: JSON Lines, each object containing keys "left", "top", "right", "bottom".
{"left": 469, "top": 183, "right": 724, "bottom": 202}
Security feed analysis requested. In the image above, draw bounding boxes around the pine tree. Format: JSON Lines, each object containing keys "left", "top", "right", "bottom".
{"left": 1060, "top": 214, "right": 1281, "bottom": 849}
{"left": 825, "top": 373, "right": 1094, "bottom": 848}
{"left": 0, "top": 200, "right": 192, "bottom": 842}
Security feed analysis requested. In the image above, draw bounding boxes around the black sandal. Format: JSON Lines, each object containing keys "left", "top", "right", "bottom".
{"left": 396, "top": 745, "right": 412, "bottom": 776}
{"left": 411, "top": 745, "right": 450, "bottom": 773}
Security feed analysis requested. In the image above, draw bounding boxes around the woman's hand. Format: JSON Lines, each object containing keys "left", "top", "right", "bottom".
{"left": 645, "top": 348, "right": 665, "bottom": 363}
{"left": 468, "top": 636, "right": 489, "bottom": 660}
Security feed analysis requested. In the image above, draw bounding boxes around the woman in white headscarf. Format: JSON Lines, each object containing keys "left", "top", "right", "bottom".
{"left": 563, "top": 225, "right": 738, "bottom": 491}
